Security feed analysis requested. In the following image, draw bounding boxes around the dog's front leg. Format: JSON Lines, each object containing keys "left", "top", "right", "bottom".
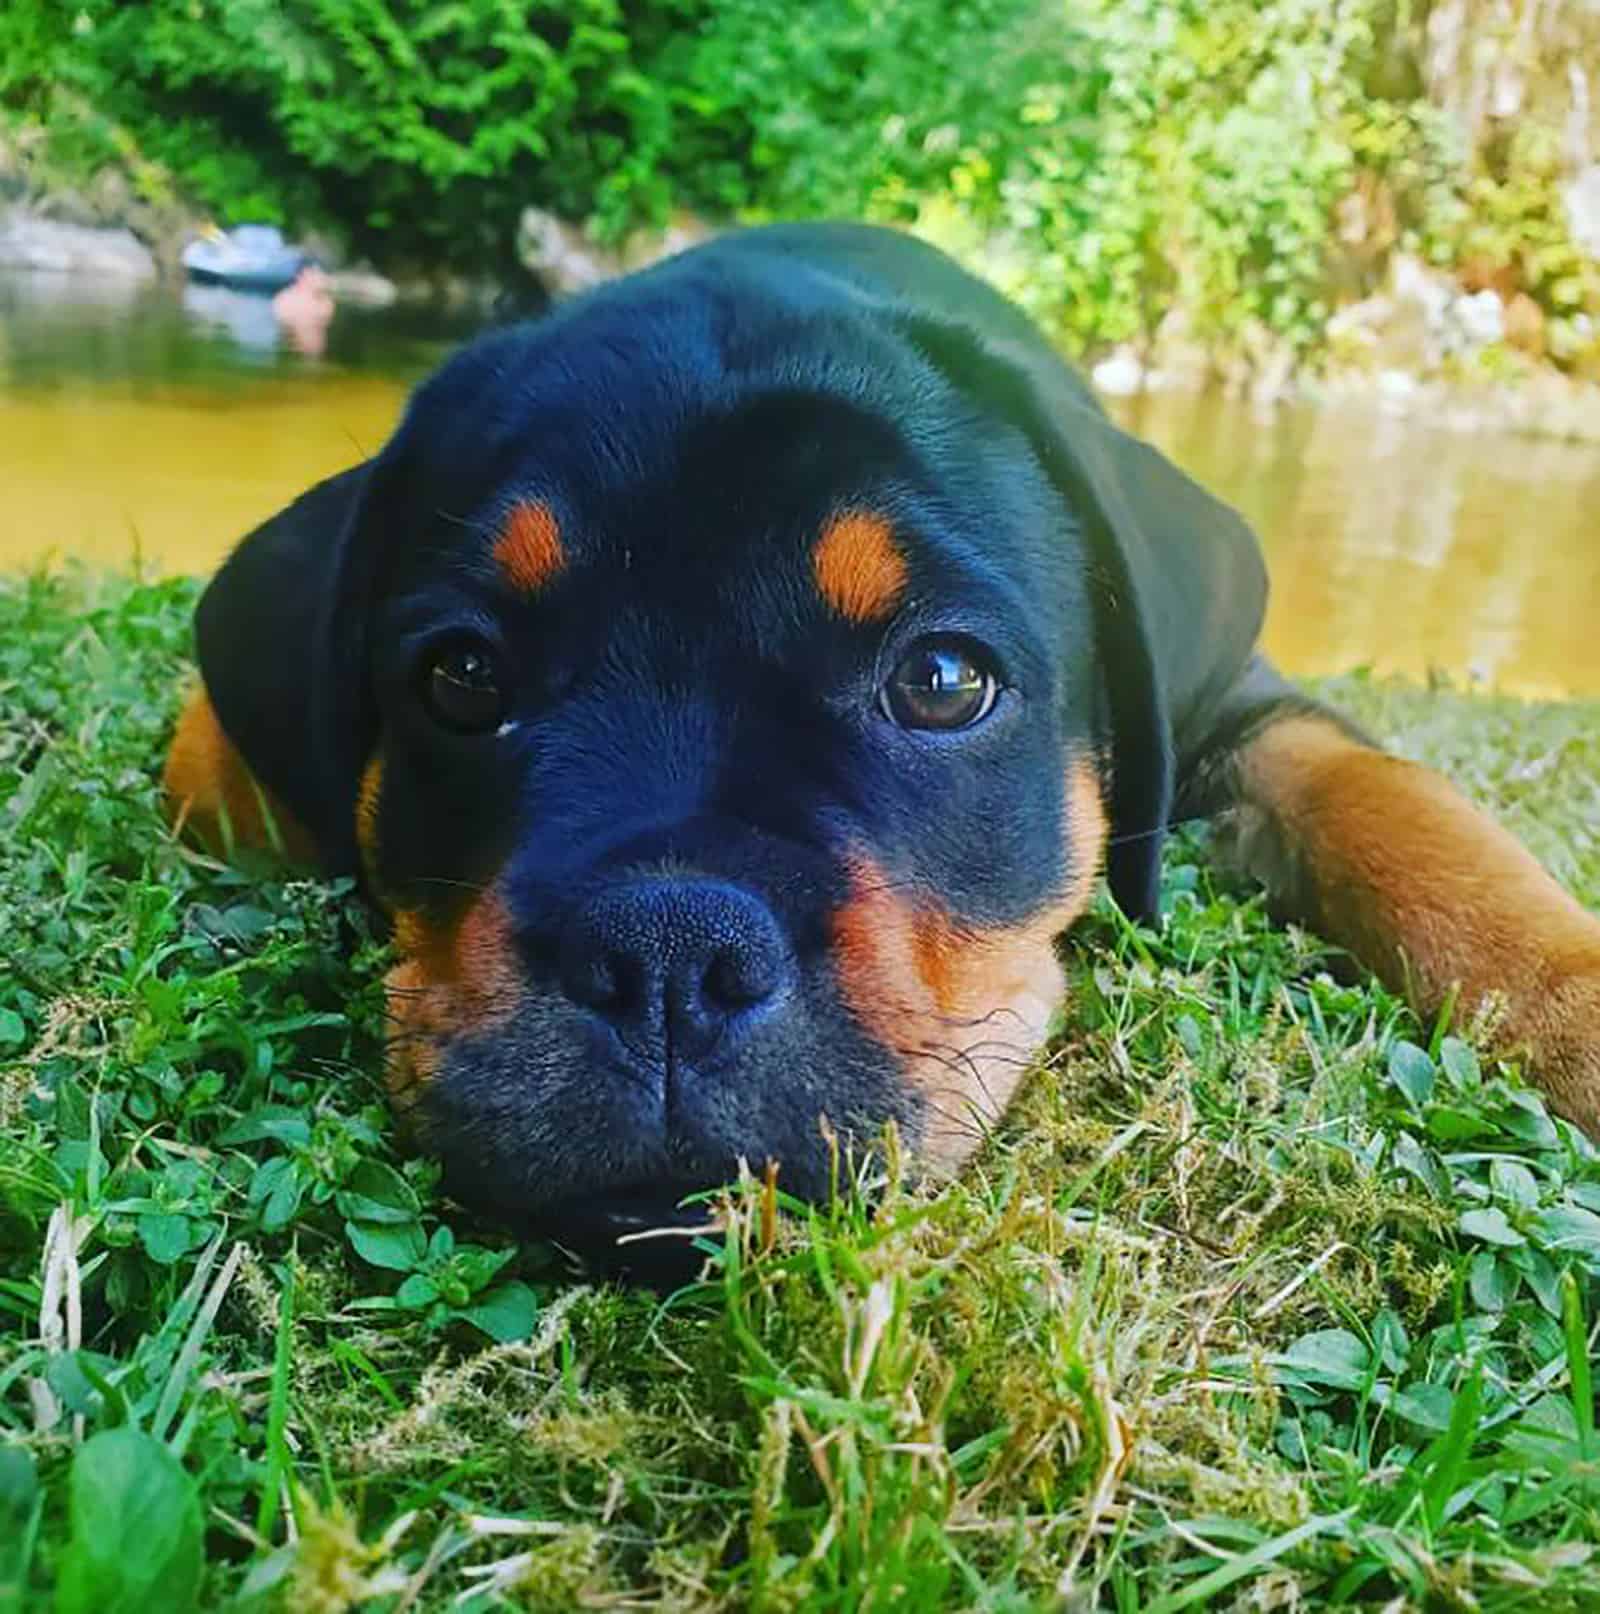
{"left": 1217, "top": 710, "right": 1600, "bottom": 1132}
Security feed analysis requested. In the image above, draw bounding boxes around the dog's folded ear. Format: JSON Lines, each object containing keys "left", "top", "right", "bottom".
{"left": 898, "top": 314, "right": 1267, "bottom": 921}
{"left": 188, "top": 461, "right": 376, "bottom": 872}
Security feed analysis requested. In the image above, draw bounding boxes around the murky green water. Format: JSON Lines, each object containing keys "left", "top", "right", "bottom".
{"left": 3, "top": 271, "right": 1596, "bottom": 696}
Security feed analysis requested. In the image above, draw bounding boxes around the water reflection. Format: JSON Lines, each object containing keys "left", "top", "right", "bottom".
{"left": 181, "top": 282, "right": 300, "bottom": 357}
{"left": 1, "top": 269, "right": 1596, "bottom": 696}
{"left": 1107, "top": 392, "right": 1599, "bottom": 697}
{"left": 178, "top": 271, "right": 338, "bottom": 358}
{"left": 0, "top": 269, "right": 461, "bottom": 572}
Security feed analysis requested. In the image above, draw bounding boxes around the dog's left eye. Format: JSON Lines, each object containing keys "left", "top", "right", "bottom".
{"left": 881, "top": 637, "right": 999, "bottom": 731}
{"left": 419, "top": 640, "right": 506, "bottom": 734}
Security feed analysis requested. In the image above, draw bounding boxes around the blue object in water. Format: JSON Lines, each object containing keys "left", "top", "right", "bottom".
{"left": 181, "top": 224, "right": 310, "bottom": 294}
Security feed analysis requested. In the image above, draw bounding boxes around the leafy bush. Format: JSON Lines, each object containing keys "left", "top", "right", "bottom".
{"left": 5, "top": 0, "right": 708, "bottom": 265}
{"left": 4, "top": 0, "right": 1597, "bottom": 360}
{"left": 892, "top": 0, "right": 1378, "bottom": 353}
{"left": 0, "top": 0, "right": 73, "bottom": 113}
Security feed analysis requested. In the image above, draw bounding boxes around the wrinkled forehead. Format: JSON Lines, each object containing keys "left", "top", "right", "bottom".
{"left": 371, "top": 319, "right": 1087, "bottom": 649}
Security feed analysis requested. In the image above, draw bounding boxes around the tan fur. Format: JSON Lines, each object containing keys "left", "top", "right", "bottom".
{"left": 1229, "top": 715, "right": 1600, "bottom": 1131}
{"left": 812, "top": 510, "right": 909, "bottom": 624}
{"left": 493, "top": 500, "right": 565, "bottom": 594}
{"left": 830, "top": 761, "right": 1107, "bottom": 1166}
{"left": 385, "top": 893, "right": 525, "bottom": 1108}
{"left": 355, "top": 753, "right": 384, "bottom": 889}
{"left": 352, "top": 755, "right": 524, "bottom": 1106}
{"left": 163, "top": 688, "right": 317, "bottom": 863}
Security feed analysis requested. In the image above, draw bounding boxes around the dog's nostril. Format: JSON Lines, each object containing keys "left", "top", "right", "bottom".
{"left": 704, "top": 944, "right": 777, "bottom": 1009}
{"left": 559, "top": 878, "right": 791, "bottom": 1053}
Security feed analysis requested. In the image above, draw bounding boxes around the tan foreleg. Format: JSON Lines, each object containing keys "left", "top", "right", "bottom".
{"left": 1224, "top": 715, "right": 1600, "bottom": 1132}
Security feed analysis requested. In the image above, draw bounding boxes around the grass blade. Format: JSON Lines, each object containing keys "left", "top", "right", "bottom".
{"left": 1563, "top": 1272, "right": 1594, "bottom": 1462}
{"left": 1142, "top": 1510, "right": 1356, "bottom": 1614}
{"left": 1420, "top": 1366, "right": 1482, "bottom": 1533}
{"left": 152, "top": 1239, "right": 241, "bottom": 1445}
{"left": 255, "top": 1263, "right": 295, "bottom": 1544}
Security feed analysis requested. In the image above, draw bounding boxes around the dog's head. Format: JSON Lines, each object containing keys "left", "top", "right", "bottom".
{"left": 190, "top": 225, "right": 1264, "bottom": 1266}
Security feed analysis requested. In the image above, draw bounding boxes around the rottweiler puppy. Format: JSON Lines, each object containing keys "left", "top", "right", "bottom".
{"left": 165, "top": 222, "right": 1600, "bottom": 1272}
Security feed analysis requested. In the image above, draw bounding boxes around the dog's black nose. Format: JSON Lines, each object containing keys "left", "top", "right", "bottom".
{"left": 559, "top": 879, "right": 791, "bottom": 1058}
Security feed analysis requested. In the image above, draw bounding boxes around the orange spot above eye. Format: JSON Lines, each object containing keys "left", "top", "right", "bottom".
{"left": 813, "top": 510, "right": 908, "bottom": 623}
{"left": 493, "top": 500, "right": 565, "bottom": 593}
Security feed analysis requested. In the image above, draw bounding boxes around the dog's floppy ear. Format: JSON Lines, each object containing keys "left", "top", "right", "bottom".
{"left": 898, "top": 314, "right": 1266, "bottom": 921}
{"left": 191, "top": 461, "right": 377, "bottom": 872}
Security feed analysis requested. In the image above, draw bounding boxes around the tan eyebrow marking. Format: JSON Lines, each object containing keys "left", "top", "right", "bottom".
{"left": 812, "top": 510, "right": 908, "bottom": 623}
{"left": 493, "top": 500, "right": 565, "bottom": 593}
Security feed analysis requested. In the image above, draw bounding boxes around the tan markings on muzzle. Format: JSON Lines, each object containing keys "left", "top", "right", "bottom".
{"left": 829, "top": 760, "right": 1107, "bottom": 1169}
{"left": 384, "top": 891, "right": 524, "bottom": 1109}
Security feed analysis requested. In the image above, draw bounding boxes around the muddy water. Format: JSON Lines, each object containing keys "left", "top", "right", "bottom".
{"left": 3, "top": 271, "right": 1597, "bottom": 696}
{"left": 0, "top": 272, "right": 445, "bottom": 574}
{"left": 1107, "top": 390, "right": 1600, "bottom": 699}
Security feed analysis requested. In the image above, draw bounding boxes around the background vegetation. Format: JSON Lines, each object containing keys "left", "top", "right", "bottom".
{"left": 4, "top": 574, "right": 1600, "bottom": 1609}
{"left": 3, "top": 0, "right": 1599, "bottom": 365}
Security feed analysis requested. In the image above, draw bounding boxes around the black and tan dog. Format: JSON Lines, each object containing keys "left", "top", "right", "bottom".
{"left": 165, "top": 222, "right": 1600, "bottom": 1270}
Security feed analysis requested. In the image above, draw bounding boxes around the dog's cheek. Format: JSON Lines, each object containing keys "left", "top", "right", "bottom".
{"left": 383, "top": 890, "right": 525, "bottom": 1121}
{"left": 358, "top": 747, "right": 526, "bottom": 1122}
{"left": 830, "top": 761, "right": 1106, "bottom": 1169}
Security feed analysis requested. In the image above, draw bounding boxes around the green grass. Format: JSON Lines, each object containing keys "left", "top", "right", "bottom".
{"left": 3, "top": 568, "right": 1600, "bottom": 1611}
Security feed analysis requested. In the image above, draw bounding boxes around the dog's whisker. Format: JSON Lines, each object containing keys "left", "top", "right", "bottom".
{"left": 404, "top": 874, "right": 497, "bottom": 896}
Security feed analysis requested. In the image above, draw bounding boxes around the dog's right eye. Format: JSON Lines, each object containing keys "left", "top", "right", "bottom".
{"left": 880, "top": 636, "right": 999, "bottom": 731}
{"left": 419, "top": 640, "right": 506, "bottom": 734}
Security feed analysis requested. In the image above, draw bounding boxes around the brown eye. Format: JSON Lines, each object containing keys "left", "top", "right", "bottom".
{"left": 882, "top": 638, "right": 999, "bottom": 731}
{"left": 420, "top": 640, "right": 505, "bottom": 734}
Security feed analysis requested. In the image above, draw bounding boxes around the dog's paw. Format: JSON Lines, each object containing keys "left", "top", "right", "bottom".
{"left": 1532, "top": 948, "right": 1600, "bottom": 1138}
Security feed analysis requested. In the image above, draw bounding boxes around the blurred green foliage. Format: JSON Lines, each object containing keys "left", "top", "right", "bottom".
{"left": 2, "top": 0, "right": 1596, "bottom": 360}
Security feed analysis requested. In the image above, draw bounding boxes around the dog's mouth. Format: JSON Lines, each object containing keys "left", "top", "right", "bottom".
{"left": 533, "top": 1185, "right": 723, "bottom": 1287}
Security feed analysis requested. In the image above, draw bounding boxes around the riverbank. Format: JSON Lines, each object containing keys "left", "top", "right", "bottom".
{"left": 1076, "top": 247, "right": 1600, "bottom": 442}
{"left": 0, "top": 198, "right": 407, "bottom": 310}
{"left": 0, "top": 116, "right": 431, "bottom": 308}
{"left": 1092, "top": 331, "right": 1600, "bottom": 446}
{"left": 3, "top": 569, "right": 1599, "bottom": 1608}
{"left": 8, "top": 183, "right": 1600, "bottom": 450}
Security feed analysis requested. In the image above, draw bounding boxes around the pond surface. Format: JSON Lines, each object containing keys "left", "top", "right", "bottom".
{"left": 3, "top": 270, "right": 1596, "bottom": 696}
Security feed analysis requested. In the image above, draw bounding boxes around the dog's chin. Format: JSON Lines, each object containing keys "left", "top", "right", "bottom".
{"left": 437, "top": 1156, "right": 730, "bottom": 1287}
{"left": 530, "top": 1185, "right": 723, "bottom": 1288}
